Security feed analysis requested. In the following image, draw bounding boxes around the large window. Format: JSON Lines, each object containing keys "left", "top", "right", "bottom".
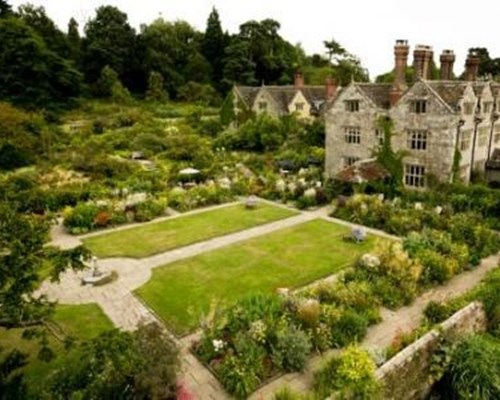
{"left": 343, "top": 156, "right": 360, "bottom": 167}
{"left": 459, "top": 130, "right": 472, "bottom": 151}
{"left": 295, "top": 102, "right": 305, "bottom": 111}
{"left": 410, "top": 100, "right": 427, "bottom": 114}
{"left": 404, "top": 164, "right": 426, "bottom": 187}
{"left": 407, "top": 130, "right": 428, "bottom": 150}
{"left": 478, "top": 127, "right": 489, "bottom": 147}
{"left": 258, "top": 101, "right": 267, "bottom": 110}
{"left": 345, "top": 100, "right": 360, "bottom": 112}
{"left": 375, "top": 129, "right": 384, "bottom": 146}
{"left": 344, "top": 127, "right": 361, "bottom": 144}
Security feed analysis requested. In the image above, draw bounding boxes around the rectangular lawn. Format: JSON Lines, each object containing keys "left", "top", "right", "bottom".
{"left": 84, "top": 203, "right": 297, "bottom": 258}
{"left": 136, "top": 219, "right": 378, "bottom": 335}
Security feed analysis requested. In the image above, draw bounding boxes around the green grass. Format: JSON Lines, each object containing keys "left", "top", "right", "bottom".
{"left": 0, "top": 304, "right": 113, "bottom": 390}
{"left": 136, "top": 219, "right": 378, "bottom": 335}
{"left": 84, "top": 203, "right": 297, "bottom": 258}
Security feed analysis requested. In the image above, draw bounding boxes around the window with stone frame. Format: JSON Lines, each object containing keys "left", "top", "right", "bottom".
{"left": 295, "top": 102, "right": 305, "bottom": 111}
{"left": 407, "top": 129, "right": 428, "bottom": 150}
{"left": 483, "top": 101, "right": 492, "bottom": 114}
{"left": 343, "top": 156, "right": 360, "bottom": 167}
{"left": 459, "top": 130, "right": 472, "bottom": 151}
{"left": 494, "top": 127, "right": 500, "bottom": 144}
{"left": 404, "top": 164, "right": 426, "bottom": 187}
{"left": 374, "top": 129, "right": 384, "bottom": 146}
{"left": 344, "top": 126, "right": 361, "bottom": 144}
{"left": 258, "top": 101, "right": 267, "bottom": 110}
{"left": 345, "top": 100, "right": 360, "bottom": 112}
{"left": 463, "top": 102, "right": 474, "bottom": 115}
{"left": 410, "top": 100, "right": 427, "bottom": 114}
{"left": 478, "top": 127, "right": 489, "bottom": 147}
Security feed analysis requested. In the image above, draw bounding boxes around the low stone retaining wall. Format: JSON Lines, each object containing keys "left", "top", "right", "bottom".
{"left": 375, "top": 301, "right": 487, "bottom": 400}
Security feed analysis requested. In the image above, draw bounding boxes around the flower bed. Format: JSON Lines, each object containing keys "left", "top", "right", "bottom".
{"left": 193, "top": 283, "right": 381, "bottom": 399}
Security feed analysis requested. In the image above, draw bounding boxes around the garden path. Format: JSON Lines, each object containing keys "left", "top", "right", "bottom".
{"left": 249, "top": 252, "right": 500, "bottom": 399}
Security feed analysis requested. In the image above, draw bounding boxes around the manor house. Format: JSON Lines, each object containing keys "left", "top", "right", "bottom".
{"left": 325, "top": 40, "right": 500, "bottom": 186}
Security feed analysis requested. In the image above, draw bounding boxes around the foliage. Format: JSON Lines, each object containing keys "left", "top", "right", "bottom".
{"left": 220, "top": 90, "right": 236, "bottom": 126}
{"left": 146, "top": 71, "right": 168, "bottom": 102}
{"left": 44, "top": 323, "right": 179, "bottom": 399}
{"left": 0, "top": 348, "right": 28, "bottom": 399}
{"left": 202, "top": 7, "right": 227, "bottom": 88}
{"left": 271, "top": 324, "right": 312, "bottom": 372}
{"left": 437, "top": 334, "right": 500, "bottom": 399}
{"left": 177, "top": 81, "right": 220, "bottom": 105}
{"left": 0, "top": 203, "right": 90, "bottom": 327}
{"left": 0, "top": 17, "right": 81, "bottom": 108}
{"left": 314, "top": 345, "right": 380, "bottom": 399}
{"left": 424, "top": 301, "right": 454, "bottom": 324}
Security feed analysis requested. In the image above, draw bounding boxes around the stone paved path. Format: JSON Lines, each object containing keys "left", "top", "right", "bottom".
{"left": 249, "top": 252, "right": 500, "bottom": 399}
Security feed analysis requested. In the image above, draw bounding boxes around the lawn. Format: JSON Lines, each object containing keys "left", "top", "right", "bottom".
{"left": 0, "top": 304, "right": 113, "bottom": 391}
{"left": 83, "top": 202, "right": 297, "bottom": 258}
{"left": 136, "top": 219, "right": 378, "bottom": 335}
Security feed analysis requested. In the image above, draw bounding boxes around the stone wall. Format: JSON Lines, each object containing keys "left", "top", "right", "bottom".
{"left": 375, "top": 302, "right": 487, "bottom": 400}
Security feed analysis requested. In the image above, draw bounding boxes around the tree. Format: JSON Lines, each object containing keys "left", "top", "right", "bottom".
{"left": 82, "top": 6, "right": 137, "bottom": 88}
{"left": 0, "top": 18, "right": 81, "bottom": 108}
{"left": 146, "top": 71, "right": 167, "bottom": 102}
{"left": 0, "top": 0, "right": 12, "bottom": 18}
{"left": 95, "top": 65, "right": 131, "bottom": 103}
{"left": 323, "top": 38, "right": 346, "bottom": 63}
{"left": 202, "top": 7, "right": 226, "bottom": 88}
{"left": 323, "top": 38, "right": 368, "bottom": 85}
{"left": 44, "top": 323, "right": 179, "bottom": 399}
{"left": 67, "top": 17, "right": 81, "bottom": 64}
{"left": 140, "top": 18, "right": 207, "bottom": 97}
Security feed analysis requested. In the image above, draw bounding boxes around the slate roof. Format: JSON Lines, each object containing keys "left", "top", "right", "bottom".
{"left": 356, "top": 83, "right": 392, "bottom": 109}
{"left": 234, "top": 85, "right": 331, "bottom": 113}
{"left": 234, "top": 86, "right": 260, "bottom": 107}
{"left": 426, "top": 81, "right": 469, "bottom": 111}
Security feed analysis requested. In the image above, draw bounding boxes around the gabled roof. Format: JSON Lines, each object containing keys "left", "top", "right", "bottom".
{"left": 234, "top": 86, "right": 260, "bottom": 107}
{"left": 355, "top": 83, "right": 392, "bottom": 109}
{"left": 234, "top": 84, "right": 331, "bottom": 113}
{"left": 425, "top": 81, "right": 469, "bottom": 111}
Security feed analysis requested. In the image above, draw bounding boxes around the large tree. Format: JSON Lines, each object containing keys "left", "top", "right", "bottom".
{"left": 139, "top": 18, "right": 210, "bottom": 97}
{"left": 468, "top": 47, "right": 500, "bottom": 78}
{"left": 323, "top": 38, "right": 369, "bottom": 85}
{"left": 202, "top": 7, "right": 227, "bottom": 89}
{"left": 222, "top": 19, "right": 299, "bottom": 88}
{"left": 0, "top": 18, "right": 81, "bottom": 108}
{"left": 67, "top": 17, "right": 81, "bottom": 65}
{"left": 18, "top": 4, "right": 70, "bottom": 58}
{"left": 82, "top": 6, "right": 138, "bottom": 90}
{"left": 0, "top": 0, "right": 11, "bottom": 18}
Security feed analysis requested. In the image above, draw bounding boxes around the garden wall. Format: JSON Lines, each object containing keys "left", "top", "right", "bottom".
{"left": 375, "top": 301, "right": 487, "bottom": 400}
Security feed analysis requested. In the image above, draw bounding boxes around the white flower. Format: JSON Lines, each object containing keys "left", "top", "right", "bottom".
{"left": 315, "top": 181, "right": 322, "bottom": 188}
{"left": 275, "top": 179, "right": 286, "bottom": 192}
{"left": 212, "top": 339, "right": 225, "bottom": 352}
{"left": 287, "top": 182, "right": 297, "bottom": 193}
{"left": 304, "top": 188, "right": 316, "bottom": 198}
{"left": 414, "top": 202, "right": 423, "bottom": 210}
{"left": 378, "top": 193, "right": 384, "bottom": 201}
{"left": 360, "top": 253, "right": 381, "bottom": 268}
{"left": 435, "top": 206, "right": 442, "bottom": 215}
{"left": 298, "top": 168, "right": 308, "bottom": 176}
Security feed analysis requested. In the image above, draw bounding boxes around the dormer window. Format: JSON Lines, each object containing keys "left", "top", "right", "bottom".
{"left": 295, "top": 102, "right": 305, "bottom": 111}
{"left": 411, "top": 100, "right": 427, "bottom": 114}
{"left": 463, "top": 102, "right": 474, "bottom": 115}
{"left": 258, "top": 101, "right": 267, "bottom": 110}
{"left": 345, "top": 100, "right": 360, "bottom": 112}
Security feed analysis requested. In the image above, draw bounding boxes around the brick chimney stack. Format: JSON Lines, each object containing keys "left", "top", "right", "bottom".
{"left": 325, "top": 77, "right": 337, "bottom": 99}
{"left": 414, "top": 45, "right": 433, "bottom": 79}
{"left": 294, "top": 72, "right": 304, "bottom": 88}
{"left": 390, "top": 39, "right": 409, "bottom": 106}
{"left": 465, "top": 50, "right": 480, "bottom": 81}
{"left": 440, "top": 50, "right": 455, "bottom": 80}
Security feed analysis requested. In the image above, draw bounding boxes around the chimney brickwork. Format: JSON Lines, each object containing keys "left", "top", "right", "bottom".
{"left": 440, "top": 50, "right": 455, "bottom": 80}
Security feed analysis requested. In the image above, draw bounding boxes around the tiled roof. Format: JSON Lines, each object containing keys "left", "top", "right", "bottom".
{"left": 426, "top": 81, "right": 468, "bottom": 110}
{"left": 356, "top": 83, "right": 392, "bottom": 109}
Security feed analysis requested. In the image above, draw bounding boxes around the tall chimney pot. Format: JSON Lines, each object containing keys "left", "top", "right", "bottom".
{"left": 391, "top": 39, "right": 410, "bottom": 106}
{"left": 440, "top": 50, "right": 455, "bottom": 80}
{"left": 294, "top": 72, "right": 304, "bottom": 88}
{"left": 465, "top": 50, "right": 480, "bottom": 81}
{"left": 414, "top": 45, "right": 433, "bottom": 80}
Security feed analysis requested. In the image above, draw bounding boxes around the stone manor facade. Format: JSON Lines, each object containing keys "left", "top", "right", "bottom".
{"left": 325, "top": 40, "right": 500, "bottom": 187}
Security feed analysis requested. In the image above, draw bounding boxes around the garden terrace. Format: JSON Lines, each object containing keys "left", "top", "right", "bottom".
{"left": 135, "top": 218, "right": 378, "bottom": 336}
{"left": 83, "top": 202, "right": 297, "bottom": 258}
